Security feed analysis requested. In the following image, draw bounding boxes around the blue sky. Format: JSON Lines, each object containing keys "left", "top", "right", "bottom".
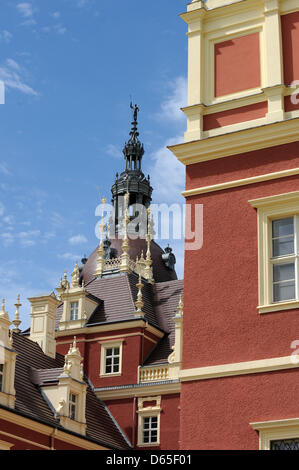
{"left": 0, "top": 0, "right": 188, "bottom": 329}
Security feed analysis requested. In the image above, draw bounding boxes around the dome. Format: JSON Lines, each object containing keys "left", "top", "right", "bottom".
{"left": 80, "top": 237, "right": 178, "bottom": 285}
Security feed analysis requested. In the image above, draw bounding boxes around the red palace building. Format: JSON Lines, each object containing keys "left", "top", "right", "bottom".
{"left": 1, "top": 0, "right": 299, "bottom": 451}
{"left": 169, "top": 0, "right": 299, "bottom": 451}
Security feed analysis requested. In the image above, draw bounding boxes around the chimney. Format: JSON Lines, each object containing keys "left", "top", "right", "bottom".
{"left": 29, "top": 292, "right": 60, "bottom": 358}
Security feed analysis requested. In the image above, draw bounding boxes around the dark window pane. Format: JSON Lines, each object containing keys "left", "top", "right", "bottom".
{"left": 272, "top": 218, "right": 294, "bottom": 238}
{"left": 273, "top": 263, "right": 295, "bottom": 282}
{"left": 273, "top": 237, "right": 294, "bottom": 257}
{"left": 106, "top": 349, "right": 113, "bottom": 357}
{"left": 105, "top": 365, "right": 112, "bottom": 373}
{"left": 271, "top": 439, "right": 299, "bottom": 450}
{"left": 114, "top": 348, "right": 120, "bottom": 355}
{"left": 274, "top": 281, "right": 296, "bottom": 302}
{"left": 113, "top": 364, "right": 119, "bottom": 373}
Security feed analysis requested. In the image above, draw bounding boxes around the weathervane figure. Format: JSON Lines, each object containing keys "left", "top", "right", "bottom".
{"left": 130, "top": 101, "right": 139, "bottom": 122}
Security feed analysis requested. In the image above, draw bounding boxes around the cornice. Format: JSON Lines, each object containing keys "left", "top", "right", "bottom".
{"left": 168, "top": 118, "right": 299, "bottom": 166}
{"left": 179, "top": 354, "right": 299, "bottom": 382}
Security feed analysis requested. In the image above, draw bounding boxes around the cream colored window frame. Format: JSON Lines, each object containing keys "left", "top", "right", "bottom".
{"left": 137, "top": 397, "right": 161, "bottom": 448}
{"left": 251, "top": 418, "right": 299, "bottom": 450}
{"left": 250, "top": 191, "right": 299, "bottom": 314}
{"left": 100, "top": 340, "right": 123, "bottom": 377}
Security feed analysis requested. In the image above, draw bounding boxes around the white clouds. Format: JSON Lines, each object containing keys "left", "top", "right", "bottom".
{"left": 105, "top": 144, "right": 122, "bottom": 159}
{"left": 16, "top": 2, "right": 36, "bottom": 26}
{"left": 148, "top": 135, "right": 185, "bottom": 205}
{"left": 58, "top": 253, "right": 81, "bottom": 261}
{"left": 16, "top": 2, "right": 33, "bottom": 18}
{"left": 0, "top": 30, "right": 12, "bottom": 43}
{"left": 0, "top": 59, "right": 38, "bottom": 96}
{"left": 159, "top": 76, "right": 187, "bottom": 123}
{"left": 6, "top": 59, "right": 20, "bottom": 71}
{"left": 69, "top": 234, "right": 88, "bottom": 245}
{"left": 0, "top": 162, "right": 11, "bottom": 176}
{"left": 51, "top": 11, "right": 61, "bottom": 19}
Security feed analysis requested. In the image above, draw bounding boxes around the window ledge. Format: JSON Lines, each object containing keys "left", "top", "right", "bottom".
{"left": 137, "top": 442, "right": 160, "bottom": 448}
{"left": 99, "top": 373, "right": 122, "bottom": 378}
{"left": 258, "top": 300, "right": 299, "bottom": 314}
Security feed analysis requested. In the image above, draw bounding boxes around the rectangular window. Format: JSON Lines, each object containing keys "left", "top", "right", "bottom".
{"left": 271, "top": 216, "right": 298, "bottom": 303}
{"left": 0, "top": 364, "right": 3, "bottom": 392}
{"left": 69, "top": 393, "right": 77, "bottom": 420}
{"left": 105, "top": 347, "right": 120, "bottom": 374}
{"left": 142, "top": 416, "right": 158, "bottom": 444}
{"left": 271, "top": 438, "right": 299, "bottom": 450}
{"left": 70, "top": 302, "right": 79, "bottom": 321}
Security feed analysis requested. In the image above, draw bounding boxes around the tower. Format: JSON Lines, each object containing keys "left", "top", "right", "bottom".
{"left": 170, "top": 0, "right": 299, "bottom": 450}
{"left": 111, "top": 103, "right": 152, "bottom": 236}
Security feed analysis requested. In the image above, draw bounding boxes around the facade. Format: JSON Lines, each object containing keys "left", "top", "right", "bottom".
{"left": 169, "top": 0, "right": 299, "bottom": 451}
{"left": 2, "top": 0, "right": 299, "bottom": 451}
{"left": 0, "top": 107, "right": 183, "bottom": 450}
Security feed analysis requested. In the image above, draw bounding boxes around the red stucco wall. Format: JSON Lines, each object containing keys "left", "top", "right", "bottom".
{"left": 106, "top": 394, "right": 180, "bottom": 450}
{"left": 214, "top": 33, "right": 261, "bottom": 97}
{"left": 281, "top": 11, "right": 299, "bottom": 85}
{"left": 183, "top": 143, "right": 299, "bottom": 369}
{"left": 203, "top": 102, "right": 267, "bottom": 131}
{"left": 180, "top": 369, "right": 299, "bottom": 449}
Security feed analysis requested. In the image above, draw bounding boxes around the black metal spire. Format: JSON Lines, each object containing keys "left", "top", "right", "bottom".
{"left": 111, "top": 102, "right": 153, "bottom": 235}
{"left": 123, "top": 102, "right": 144, "bottom": 171}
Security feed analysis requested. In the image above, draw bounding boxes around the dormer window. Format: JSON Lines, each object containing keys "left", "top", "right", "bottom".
{"left": 0, "top": 364, "right": 4, "bottom": 392}
{"left": 70, "top": 302, "right": 79, "bottom": 321}
{"left": 69, "top": 392, "right": 77, "bottom": 420}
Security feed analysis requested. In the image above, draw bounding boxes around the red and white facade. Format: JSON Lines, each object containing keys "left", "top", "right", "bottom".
{"left": 169, "top": 0, "right": 299, "bottom": 450}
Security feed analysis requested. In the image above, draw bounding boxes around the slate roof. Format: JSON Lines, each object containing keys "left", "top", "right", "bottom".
{"left": 11, "top": 333, "right": 131, "bottom": 449}
{"left": 144, "top": 279, "right": 184, "bottom": 366}
{"left": 81, "top": 238, "right": 178, "bottom": 285}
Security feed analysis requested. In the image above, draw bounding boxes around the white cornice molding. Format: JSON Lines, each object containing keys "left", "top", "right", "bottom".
{"left": 95, "top": 382, "right": 181, "bottom": 401}
{"left": 179, "top": 355, "right": 299, "bottom": 382}
{"left": 169, "top": 118, "right": 299, "bottom": 166}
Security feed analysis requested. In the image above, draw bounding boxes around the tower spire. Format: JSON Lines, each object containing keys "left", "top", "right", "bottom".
{"left": 111, "top": 103, "right": 152, "bottom": 235}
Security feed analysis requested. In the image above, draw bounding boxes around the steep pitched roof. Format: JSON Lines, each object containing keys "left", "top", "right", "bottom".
{"left": 143, "top": 279, "right": 184, "bottom": 366}
{"left": 11, "top": 333, "right": 131, "bottom": 449}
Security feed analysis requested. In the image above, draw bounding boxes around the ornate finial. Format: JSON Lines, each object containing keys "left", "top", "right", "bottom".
{"left": 130, "top": 101, "right": 139, "bottom": 123}
{"left": 71, "top": 262, "right": 80, "bottom": 288}
{"left": 120, "top": 192, "right": 131, "bottom": 273}
{"left": 135, "top": 274, "right": 144, "bottom": 316}
{"left": 176, "top": 295, "right": 184, "bottom": 317}
{"left": 95, "top": 196, "right": 107, "bottom": 277}
{"left": 144, "top": 207, "right": 154, "bottom": 283}
{"left": 123, "top": 103, "right": 144, "bottom": 171}
{"left": 73, "top": 336, "right": 77, "bottom": 349}
{"left": 0, "top": 298, "right": 9, "bottom": 321}
{"left": 12, "top": 294, "right": 22, "bottom": 333}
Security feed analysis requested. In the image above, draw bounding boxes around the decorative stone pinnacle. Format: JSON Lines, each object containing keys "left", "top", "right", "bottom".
{"left": 135, "top": 274, "right": 144, "bottom": 316}
{"left": 71, "top": 262, "right": 80, "bottom": 288}
{"left": 176, "top": 295, "right": 184, "bottom": 317}
{"left": 95, "top": 195, "right": 107, "bottom": 277}
{"left": 12, "top": 294, "right": 22, "bottom": 333}
{"left": 120, "top": 193, "right": 131, "bottom": 273}
{"left": 0, "top": 298, "right": 9, "bottom": 321}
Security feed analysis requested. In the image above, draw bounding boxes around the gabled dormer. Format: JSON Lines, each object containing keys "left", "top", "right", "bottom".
{"left": 58, "top": 264, "right": 100, "bottom": 331}
{"left": 41, "top": 337, "right": 87, "bottom": 435}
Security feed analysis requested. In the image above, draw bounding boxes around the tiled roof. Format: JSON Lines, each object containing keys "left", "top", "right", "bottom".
{"left": 143, "top": 279, "right": 184, "bottom": 366}
{"left": 81, "top": 238, "right": 178, "bottom": 285}
{"left": 11, "top": 333, "right": 131, "bottom": 449}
